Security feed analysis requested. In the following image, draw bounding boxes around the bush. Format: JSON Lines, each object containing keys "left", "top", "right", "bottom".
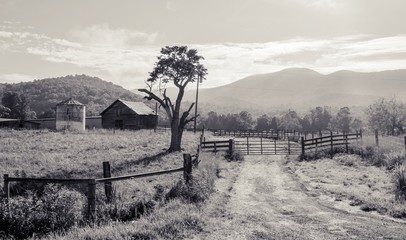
{"left": 393, "top": 163, "right": 406, "bottom": 201}
{"left": 225, "top": 150, "right": 244, "bottom": 161}
{"left": 166, "top": 157, "right": 218, "bottom": 203}
{"left": 0, "top": 185, "right": 85, "bottom": 239}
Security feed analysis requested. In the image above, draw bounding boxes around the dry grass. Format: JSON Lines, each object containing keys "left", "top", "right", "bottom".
{"left": 289, "top": 153, "right": 406, "bottom": 218}
{"left": 0, "top": 128, "right": 198, "bottom": 182}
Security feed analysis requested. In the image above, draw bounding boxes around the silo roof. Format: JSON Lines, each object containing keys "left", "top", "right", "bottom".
{"left": 57, "top": 98, "right": 85, "bottom": 106}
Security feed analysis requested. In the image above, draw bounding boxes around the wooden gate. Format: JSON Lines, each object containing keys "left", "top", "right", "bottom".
{"left": 234, "top": 137, "right": 301, "bottom": 155}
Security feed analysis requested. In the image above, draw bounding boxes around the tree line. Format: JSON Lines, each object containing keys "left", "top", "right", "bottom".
{"left": 199, "top": 97, "right": 406, "bottom": 136}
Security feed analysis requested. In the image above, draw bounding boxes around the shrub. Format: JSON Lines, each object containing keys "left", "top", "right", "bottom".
{"left": 225, "top": 150, "right": 244, "bottom": 161}
{"left": 166, "top": 157, "right": 218, "bottom": 203}
{"left": 0, "top": 185, "right": 85, "bottom": 239}
{"left": 393, "top": 163, "right": 406, "bottom": 201}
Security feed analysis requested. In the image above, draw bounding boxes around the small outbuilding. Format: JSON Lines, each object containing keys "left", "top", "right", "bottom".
{"left": 56, "top": 98, "right": 86, "bottom": 131}
{"left": 100, "top": 99, "right": 157, "bottom": 130}
{"left": 0, "top": 118, "right": 40, "bottom": 129}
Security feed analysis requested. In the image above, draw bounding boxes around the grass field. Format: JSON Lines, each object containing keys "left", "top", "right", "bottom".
{"left": 288, "top": 153, "right": 406, "bottom": 218}
{"left": 0, "top": 128, "right": 228, "bottom": 239}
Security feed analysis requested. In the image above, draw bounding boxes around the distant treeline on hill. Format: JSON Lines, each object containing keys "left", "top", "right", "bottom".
{"left": 0, "top": 75, "right": 143, "bottom": 118}
{"left": 198, "top": 106, "right": 363, "bottom": 134}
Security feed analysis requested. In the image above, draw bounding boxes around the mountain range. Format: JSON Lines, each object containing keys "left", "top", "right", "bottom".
{"left": 182, "top": 68, "right": 406, "bottom": 112}
{"left": 1, "top": 68, "right": 405, "bottom": 118}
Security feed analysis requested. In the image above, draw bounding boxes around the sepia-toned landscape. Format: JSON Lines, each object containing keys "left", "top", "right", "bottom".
{"left": 1, "top": 1, "right": 406, "bottom": 239}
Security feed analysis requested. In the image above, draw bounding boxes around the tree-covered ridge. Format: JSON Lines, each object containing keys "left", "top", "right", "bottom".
{"left": 0, "top": 75, "right": 143, "bottom": 117}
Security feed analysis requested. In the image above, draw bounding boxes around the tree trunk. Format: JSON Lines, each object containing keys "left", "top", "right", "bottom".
{"left": 169, "top": 121, "right": 184, "bottom": 152}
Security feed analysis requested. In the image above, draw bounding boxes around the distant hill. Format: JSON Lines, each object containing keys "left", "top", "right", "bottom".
{"left": 0, "top": 75, "right": 144, "bottom": 117}
{"left": 182, "top": 68, "right": 406, "bottom": 111}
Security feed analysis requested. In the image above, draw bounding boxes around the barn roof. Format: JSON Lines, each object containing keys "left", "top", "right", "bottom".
{"left": 100, "top": 99, "right": 155, "bottom": 115}
{"left": 57, "top": 98, "right": 84, "bottom": 106}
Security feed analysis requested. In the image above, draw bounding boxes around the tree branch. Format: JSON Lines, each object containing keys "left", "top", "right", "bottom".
{"left": 180, "top": 103, "right": 195, "bottom": 128}
{"left": 138, "top": 88, "right": 173, "bottom": 121}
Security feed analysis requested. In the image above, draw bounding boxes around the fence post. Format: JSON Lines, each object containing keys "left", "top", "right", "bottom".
{"left": 375, "top": 129, "right": 379, "bottom": 146}
{"left": 274, "top": 140, "right": 277, "bottom": 154}
{"left": 229, "top": 139, "right": 233, "bottom": 154}
{"left": 260, "top": 137, "right": 263, "bottom": 154}
{"left": 183, "top": 154, "right": 193, "bottom": 184}
{"left": 404, "top": 136, "right": 406, "bottom": 153}
{"left": 214, "top": 142, "right": 217, "bottom": 154}
{"left": 3, "top": 174, "right": 10, "bottom": 208}
{"left": 288, "top": 138, "right": 291, "bottom": 155}
{"left": 87, "top": 179, "right": 96, "bottom": 221}
{"left": 247, "top": 137, "right": 249, "bottom": 155}
{"left": 102, "top": 161, "right": 112, "bottom": 203}
{"left": 330, "top": 131, "right": 333, "bottom": 159}
{"left": 345, "top": 134, "right": 349, "bottom": 153}
{"left": 301, "top": 137, "right": 305, "bottom": 160}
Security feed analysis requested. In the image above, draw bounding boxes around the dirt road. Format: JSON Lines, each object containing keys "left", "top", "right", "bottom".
{"left": 200, "top": 155, "right": 406, "bottom": 240}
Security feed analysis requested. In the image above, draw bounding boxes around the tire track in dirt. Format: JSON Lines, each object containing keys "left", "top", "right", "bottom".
{"left": 201, "top": 155, "right": 406, "bottom": 240}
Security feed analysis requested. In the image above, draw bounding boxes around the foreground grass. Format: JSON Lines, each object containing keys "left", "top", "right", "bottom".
{"left": 39, "top": 153, "right": 226, "bottom": 240}
{"left": 0, "top": 128, "right": 198, "bottom": 182}
{"left": 0, "top": 128, "right": 218, "bottom": 239}
{"left": 288, "top": 153, "right": 406, "bottom": 218}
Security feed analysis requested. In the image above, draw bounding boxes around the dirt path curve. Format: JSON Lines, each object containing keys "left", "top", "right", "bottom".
{"left": 201, "top": 155, "right": 406, "bottom": 240}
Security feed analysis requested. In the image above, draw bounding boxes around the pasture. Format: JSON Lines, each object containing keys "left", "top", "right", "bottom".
{"left": 0, "top": 128, "right": 225, "bottom": 239}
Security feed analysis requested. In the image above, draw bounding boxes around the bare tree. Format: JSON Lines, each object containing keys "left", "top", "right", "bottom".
{"left": 138, "top": 46, "right": 207, "bottom": 152}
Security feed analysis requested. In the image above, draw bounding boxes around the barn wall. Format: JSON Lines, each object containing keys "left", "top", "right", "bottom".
{"left": 101, "top": 101, "right": 157, "bottom": 130}
{"left": 86, "top": 116, "right": 102, "bottom": 129}
{"left": 30, "top": 118, "right": 56, "bottom": 129}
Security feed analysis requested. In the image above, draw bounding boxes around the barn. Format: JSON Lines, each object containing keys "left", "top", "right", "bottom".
{"left": 100, "top": 99, "right": 157, "bottom": 130}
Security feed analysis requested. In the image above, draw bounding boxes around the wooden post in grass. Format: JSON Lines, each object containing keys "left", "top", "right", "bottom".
{"left": 3, "top": 174, "right": 9, "bottom": 206}
{"left": 260, "top": 137, "right": 263, "bottom": 154}
{"left": 288, "top": 138, "right": 291, "bottom": 155}
{"left": 274, "top": 140, "right": 277, "bottom": 154}
{"left": 87, "top": 179, "right": 96, "bottom": 221}
{"left": 247, "top": 137, "right": 249, "bottom": 155}
{"left": 330, "top": 131, "right": 334, "bottom": 159}
{"left": 375, "top": 129, "right": 379, "bottom": 146}
{"left": 345, "top": 134, "right": 349, "bottom": 153}
{"left": 301, "top": 137, "right": 305, "bottom": 160}
{"left": 183, "top": 154, "right": 193, "bottom": 184}
{"left": 102, "top": 161, "right": 112, "bottom": 203}
{"left": 214, "top": 142, "right": 217, "bottom": 154}
{"left": 229, "top": 139, "right": 233, "bottom": 154}
{"left": 404, "top": 136, "right": 406, "bottom": 153}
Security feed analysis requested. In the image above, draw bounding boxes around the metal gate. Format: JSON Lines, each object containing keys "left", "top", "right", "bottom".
{"left": 234, "top": 137, "right": 301, "bottom": 155}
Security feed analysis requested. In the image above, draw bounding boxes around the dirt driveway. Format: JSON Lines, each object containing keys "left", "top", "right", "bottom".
{"left": 200, "top": 155, "right": 406, "bottom": 240}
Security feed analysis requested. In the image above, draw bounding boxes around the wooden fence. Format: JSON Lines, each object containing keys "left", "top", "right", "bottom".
{"left": 301, "top": 132, "right": 362, "bottom": 158}
{"left": 234, "top": 137, "right": 301, "bottom": 155}
{"left": 212, "top": 129, "right": 302, "bottom": 141}
{"left": 3, "top": 154, "right": 197, "bottom": 220}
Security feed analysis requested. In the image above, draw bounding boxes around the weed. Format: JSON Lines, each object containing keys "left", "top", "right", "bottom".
{"left": 393, "top": 163, "right": 406, "bottom": 201}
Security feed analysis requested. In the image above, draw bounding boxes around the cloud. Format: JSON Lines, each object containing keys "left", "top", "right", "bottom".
{"left": 0, "top": 73, "right": 36, "bottom": 83}
{"left": 69, "top": 24, "right": 158, "bottom": 47}
{"left": 1, "top": 23, "right": 406, "bottom": 89}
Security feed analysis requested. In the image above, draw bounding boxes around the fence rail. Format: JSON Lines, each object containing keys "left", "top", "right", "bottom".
{"left": 301, "top": 132, "right": 362, "bottom": 158}
{"left": 234, "top": 138, "right": 301, "bottom": 155}
{"left": 3, "top": 154, "right": 197, "bottom": 221}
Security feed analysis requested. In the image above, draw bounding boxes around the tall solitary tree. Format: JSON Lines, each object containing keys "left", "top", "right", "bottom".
{"left": 139, "top": 46, "right": 207, "bottom": 152}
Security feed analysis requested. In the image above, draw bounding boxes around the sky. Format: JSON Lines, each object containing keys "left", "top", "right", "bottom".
{"left": 1, "top": 0, "right": 406, "bottom": 90}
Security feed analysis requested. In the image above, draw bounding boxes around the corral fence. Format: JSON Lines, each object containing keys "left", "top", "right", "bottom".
{"left": 3, "top": 153, "right": 199, "bottom": 221}
{"left": 301, "top": 132, "right": 362, "bottom": 159}
{"left": 212, "top": 129, "right": 303, "bottom": 142}
{"left": 234, "top": 137, "right": 301, "bottom": 155}
{"left": 199, "top": 129, "right": 300, "bottom": 155}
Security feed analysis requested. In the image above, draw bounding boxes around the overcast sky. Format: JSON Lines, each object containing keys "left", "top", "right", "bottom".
{"left": 1, "top": 0, "right": 406, "bottom": 89}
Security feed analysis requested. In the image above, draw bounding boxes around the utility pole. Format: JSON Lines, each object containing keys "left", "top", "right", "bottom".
{"left": 193, "top": 75, "right": 200, "bottom": 133}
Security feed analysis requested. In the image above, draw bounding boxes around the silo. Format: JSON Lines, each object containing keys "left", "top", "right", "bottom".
{"left": 55, "top": 98, "right": 86, "bottom": 131}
